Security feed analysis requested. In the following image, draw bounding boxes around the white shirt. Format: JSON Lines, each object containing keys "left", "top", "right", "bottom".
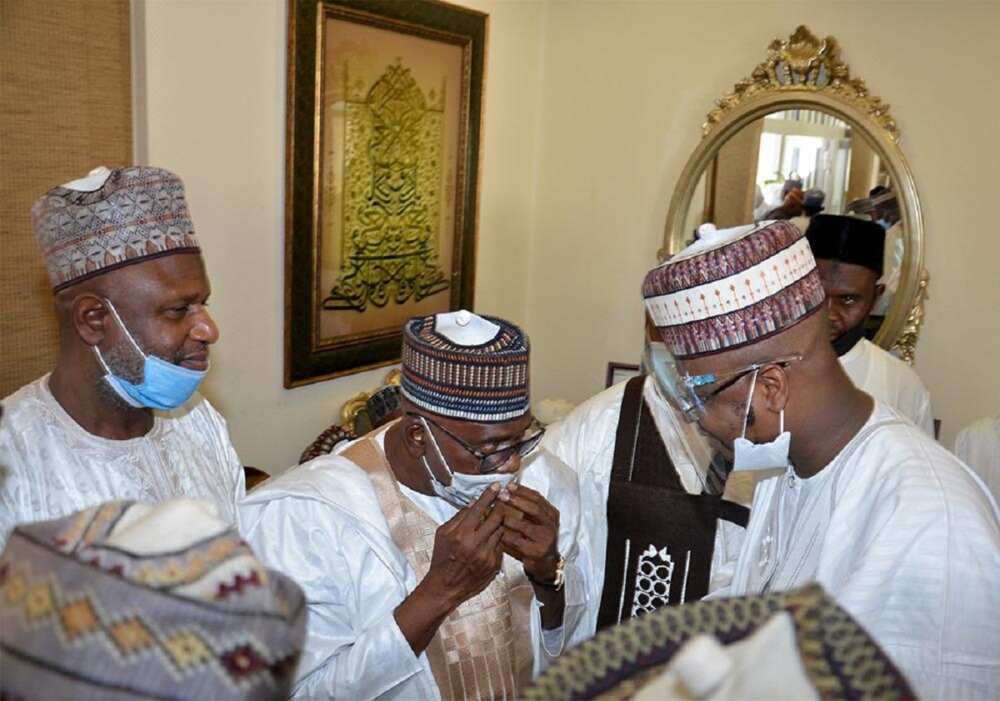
{"left": 872, "top": 221, "right": 904, "bottom": 317}
{"left": 839, "top": 339, "right": 934, "bottom": 437}
{"left": 955, "top": 415, "right": 1000, "bottom": 502}
{"left": 541, "top": 377, "right": 746, "bottom": 635}
{"left": 0, "top": 375, "right": 245, "bottom": 546}
{"left": 238, "top": 426, "right": 592, "bottom": 700}
{"left": 0, "top": 375, "right": 245, "bottom": 545}
{"left": 714, "top": 401, "right": 1000, "bottom": 699}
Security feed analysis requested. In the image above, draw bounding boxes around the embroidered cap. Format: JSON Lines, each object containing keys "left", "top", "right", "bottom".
{"left": 32, "top": 166, "right": 201, "bottom": 292}
{"left": 0, "top": 500, "right": 306, "bottom": 700}
{"left": 401, "top": 310, "right": 530, "bottom": 423}
{"left": 643, "top": 220, "right": 826, "bottom": 359}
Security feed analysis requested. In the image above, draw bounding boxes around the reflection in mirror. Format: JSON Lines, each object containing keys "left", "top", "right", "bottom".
{"left": 684, "top": 108, "right": 904, "bottom": 337}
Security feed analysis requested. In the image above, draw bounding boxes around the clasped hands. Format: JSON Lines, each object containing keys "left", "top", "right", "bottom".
{"left": 424, "top": 482, "right": 561, "bottom": 608}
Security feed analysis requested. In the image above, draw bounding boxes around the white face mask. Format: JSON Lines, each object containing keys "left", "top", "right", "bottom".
{"left": 731, "top": 369, "right": 791, "bottom": 471}
{"left": 418, "top": 417, "right": 521, "bottom": 508}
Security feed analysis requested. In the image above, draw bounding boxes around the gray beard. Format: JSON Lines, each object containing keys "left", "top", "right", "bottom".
{"left": 92, "top": 341, "right": 145, "bottom": 411}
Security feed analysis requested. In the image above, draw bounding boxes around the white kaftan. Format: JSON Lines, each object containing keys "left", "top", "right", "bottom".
{"left": 713, "top": 401, "right": 1000, "bottom": 699}
{"left": 955, "top": 415, "right": 1000, "bottom": 501}
{"left": 238, "top": 426, "right": 592, "bottom": 701}
{"left": 541, "top": 377, "right": 747, "bottom": 636}
{"left": 839, "top": 339, "right": 934, "bottom": 437}
{"left": 0, "top": 375, "right": 245, "bottom": 545}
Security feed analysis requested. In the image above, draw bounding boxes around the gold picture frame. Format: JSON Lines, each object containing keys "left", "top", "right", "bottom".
{"left": 284, "top": 0, "right": 488, "bottom": 387}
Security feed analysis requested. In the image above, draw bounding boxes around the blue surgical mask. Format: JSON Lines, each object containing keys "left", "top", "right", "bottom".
{"left": 92, "top": 299, "right": 207, "bottom": 411}
{"left": 418, "top": 417, "right": 520, "bottom": 508}
{"left": 877, "top": 218, "right": 892, "bottom": 231}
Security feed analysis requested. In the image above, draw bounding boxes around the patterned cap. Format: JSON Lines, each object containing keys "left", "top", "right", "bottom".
{"left": 0, "top": 500, "right": 306, "bottom": 700}
{"left": 643, "top": 221, "right": 825, "bottom": 359}
{"left": 32, "top": 166, "right": 201, "bottom": 292}
{"left": 401, "top": 310, "right": 530, "bottom": 422}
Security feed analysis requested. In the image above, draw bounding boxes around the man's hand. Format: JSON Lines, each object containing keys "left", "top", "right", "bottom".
{"left": 423, "top": 482, "right": 505, "bottom": 606}
{"left": 498, "top": 484, "right": 560, "bottom": 585}
{"left": 498, "top": 483, "right": 566, "bottom": 630}
{"left": 395, "top": 484, "right": 505, "bottom": 654}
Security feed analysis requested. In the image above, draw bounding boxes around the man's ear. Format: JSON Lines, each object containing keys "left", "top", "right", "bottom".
{"left": 72, "top": 295, "right": 111, "bottom": 347}
{"left": 403, "top": 416, "right": 427, "bottom": 459}
{"left": 874, "top": 283, "right": 886, "bottom": 301}
{"left": 757, "top": 364, "right": 790, "bottom": 414}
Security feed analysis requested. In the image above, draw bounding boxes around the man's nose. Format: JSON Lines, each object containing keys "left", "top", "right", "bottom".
{"left": 190, "top": 307, "right": 220, "bottom": 344}
{"left": 825, "top": 298, "right": 841, "bottom": 326}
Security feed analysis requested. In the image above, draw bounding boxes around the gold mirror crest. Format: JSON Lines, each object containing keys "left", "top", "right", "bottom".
{"left": 704, "top": 26, "right": 899, "bottom": 144}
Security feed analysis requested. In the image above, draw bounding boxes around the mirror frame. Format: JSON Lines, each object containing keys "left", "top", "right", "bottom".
{"left": 662, "top": 26, "right": 928, "bottom": 362}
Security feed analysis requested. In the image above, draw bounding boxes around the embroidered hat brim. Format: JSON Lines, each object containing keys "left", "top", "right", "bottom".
{"left": 32, "top": 166, "right": 202, "bottom": 292}
{"left": 643, "top": 220, "right": 826, "bottom": 359}
{"left": 401, "top": 312, "right": 531, "bottom": 423}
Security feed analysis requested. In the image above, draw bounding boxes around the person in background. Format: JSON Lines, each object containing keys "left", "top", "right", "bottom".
{"left": 240, "top": 311, "right": 591, "bottom": 700}
{"left": 867, "top": 186, "right": 904, "bottom": 317}
{"left": 643, "top": 218, "right": 1000, "bottom": 699}
{"left": 0, "top": 498, "right": 307, "bottom": 700}
{"left": 805, "top": 214, "right": 934, "bottom": 436}
{"left": 761, "top": 179, "right": 804, "bottom": 221}
{"left": 789, "top": 188, "right": 825, "bottom": 233}
{"left": 955, "top": 414, "right": 1000, "bottom": 501}
{"left": 0, "top": 166, "right": 245, "bottom": 545}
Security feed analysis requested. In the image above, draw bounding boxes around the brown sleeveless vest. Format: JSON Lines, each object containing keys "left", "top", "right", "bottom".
{"left": 595, "top": 376, "right": 749, "bottom": 630}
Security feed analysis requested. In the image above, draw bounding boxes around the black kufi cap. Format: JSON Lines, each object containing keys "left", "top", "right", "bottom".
{"left": 805, "top": 214, "right": 886, "bottom": 276}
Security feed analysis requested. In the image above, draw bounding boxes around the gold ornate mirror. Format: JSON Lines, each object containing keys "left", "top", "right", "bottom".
{"left": 662, "top": 26, "right": 928, "bottom": 361}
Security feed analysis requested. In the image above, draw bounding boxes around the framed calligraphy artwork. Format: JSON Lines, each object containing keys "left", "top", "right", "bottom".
{"left": 284, "top": 0, "right": 487, "bottom": 387}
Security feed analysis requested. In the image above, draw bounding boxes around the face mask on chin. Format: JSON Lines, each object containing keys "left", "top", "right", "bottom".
{"left": 831, "top": 322, "right": 867, "bottom": 357}
{"left": 731, "top": 369, "right": 791, "bottom": 472}
{"left": 92, "top": 299, "right": 207, "bottom": 411}
{"left": 417, "top": 417, "right": 521, "bottom": 508}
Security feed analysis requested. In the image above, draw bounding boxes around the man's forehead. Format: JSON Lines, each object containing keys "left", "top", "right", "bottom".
{"left": 106, "top": 253, "right": 210, "bottom": 301}
{"left": 816, "top": 258, "right": 877, "bottom": 286}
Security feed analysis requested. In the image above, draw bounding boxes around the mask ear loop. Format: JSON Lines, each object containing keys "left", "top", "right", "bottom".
{"left": 417, "top": 417, "right": 456, "bottom": 489}
{"left": 101, "top": 298, "right": 147, "bottom": 358}
{"left": 740, "top": 369, "right": 760, "bottom": 438}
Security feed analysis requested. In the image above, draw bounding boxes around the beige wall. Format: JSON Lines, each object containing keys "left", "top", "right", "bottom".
{"left": 526, "top": 0, "right": 1000, "bottom": 447}
{"left": 138, "top": 0, "right": 544, "bottom": 471}
{"left": 138, "top": 0, "right": 999, "bottom": 468}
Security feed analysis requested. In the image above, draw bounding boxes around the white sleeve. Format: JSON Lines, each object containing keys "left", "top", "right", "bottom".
{"left": 240, "top": 498, "right": 424, "bottom": 700}
{"left": 707, "top": 519, "right": 746, "bottom": 598}
{"left": 528, "top": 454, "right": 594, "bottom": 674}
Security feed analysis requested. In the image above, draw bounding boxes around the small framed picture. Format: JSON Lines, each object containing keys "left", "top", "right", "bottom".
{"left": 605, "top": 362, "right": 641, "bottom": 389}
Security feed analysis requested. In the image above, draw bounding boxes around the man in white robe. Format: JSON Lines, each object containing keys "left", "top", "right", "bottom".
{"left": 0, "top": 167, "right": 244, "bottom": 544}
{"left": 643, "top": 219, "right": 1000, "bottom": 699}
{"left": 240, "top": 312, "right": 591, "bottom": 700}
{"left": 542, "top": 315, "right": 751, "bottom": 636}
{"left": 806, "top": 214, "right": 934, "bottom": 435}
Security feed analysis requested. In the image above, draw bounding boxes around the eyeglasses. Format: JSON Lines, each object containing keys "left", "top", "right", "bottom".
{"left": 653, "top": 351, "right": 802, "bottom": 423}
{"left": 408, "top": 413, "right": 546, "bottom": 474}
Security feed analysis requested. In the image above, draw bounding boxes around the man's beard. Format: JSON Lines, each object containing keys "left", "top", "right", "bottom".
{"left": 831, "top": 323, "right": 867, "bottom": 357}
{"left": 93, "top": 336, "right": 181, "bottom": 410}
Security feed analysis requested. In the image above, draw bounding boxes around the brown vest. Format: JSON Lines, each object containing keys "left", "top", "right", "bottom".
{"left": 595, "top": 376, "right": 749, "bottom": 630}
{"left": 341, "top": 438, "right": 535, "bottom": 700}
